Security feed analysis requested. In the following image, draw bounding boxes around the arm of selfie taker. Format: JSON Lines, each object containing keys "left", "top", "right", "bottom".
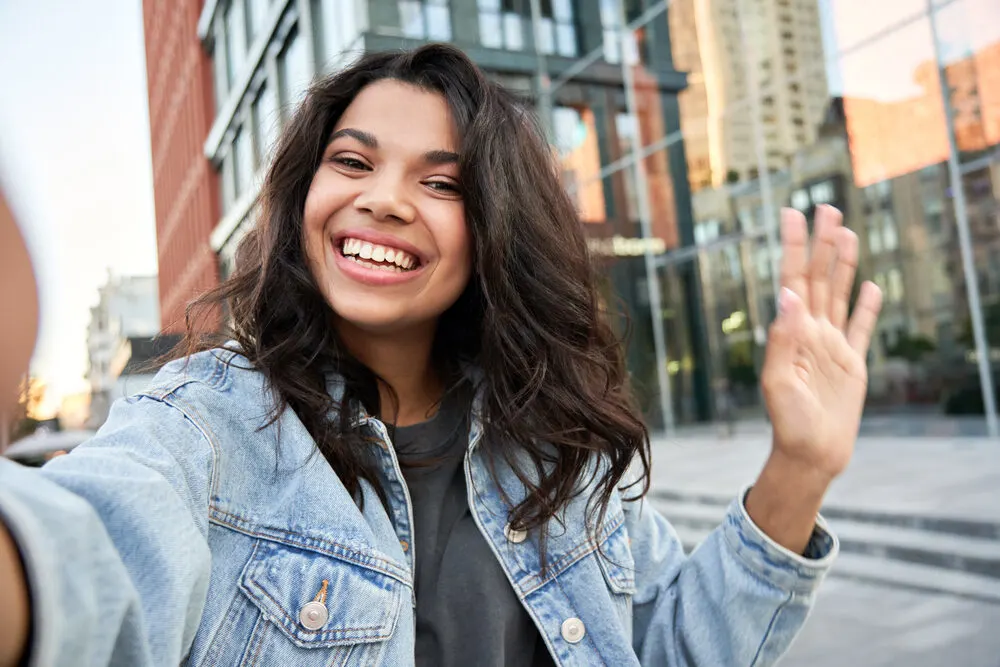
{"left": 0, "top": 186, "right": 213, "bottom": 666}
{"left": 0, "top": 394, "right": 215, "bottom": 667}
{"left": 0, "top": 187, "right": 39, "bottom": 667}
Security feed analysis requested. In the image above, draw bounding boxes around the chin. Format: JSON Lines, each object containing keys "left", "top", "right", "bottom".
{"left": 330, "top": 300, "right": 425, "bottom": 335}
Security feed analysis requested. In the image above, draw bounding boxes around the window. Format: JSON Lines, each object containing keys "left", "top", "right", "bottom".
{"left": 212, "top": 21, "right": 230, "bottom": 107}
{"left": 221, "top": 152, "right": 237, "bottom": 211}
{"left": 887, "top": 268, "right": 905, "bottom": 303}
{"left": 881, "top": 212, "right": 899, "bottom": 251}
{"left": 791, "top": 189, "right": 810, "bottom": 211}
{"left": 810, "top": 181, "right": 834, "bottom": 205}
{"left": 252, "top": 84, "right": 279, "bottom": 165}
{"left": 278, "top": 28, "right": 311, "bottom": 110}
{"left": 247, "top": 0, "right": 270, "bottom": 41}
{"left": 868, "top": 222, "right": 883, "bottom": 255}
{"left": 600, "top": 0, "right": 637, "bottom": 64}
{"left": 478, "top": 0, "right": 523, "bottom": 49}
{"left": 400, "top": 0, "right": 452, "bottom": 41}
{"left": 319, "top": 0, "right": 364, "bottom": 68}
{"left": 225, "top": 0, "right": 248, "bottom": 86}
{"left": 233, "top": 126, "right": 255, "bottom": 197}
{"left": 478, "top": 0, "right": 574, "bottom": 56}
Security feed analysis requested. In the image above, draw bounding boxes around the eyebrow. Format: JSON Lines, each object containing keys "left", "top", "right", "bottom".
{"left": 329, "top": 127, "right": 459, "bottom": 165}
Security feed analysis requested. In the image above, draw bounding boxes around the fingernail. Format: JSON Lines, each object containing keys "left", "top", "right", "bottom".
{"left": 779, "top": 287, "right": 796, "bottom": 314}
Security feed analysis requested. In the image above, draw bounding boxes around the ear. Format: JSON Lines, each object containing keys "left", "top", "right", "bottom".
{"left": 0, "top": 188, "right": 40, "bottom": 425}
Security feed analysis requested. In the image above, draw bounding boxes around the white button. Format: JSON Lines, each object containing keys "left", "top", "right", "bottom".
{"left": 299, "top": 600, "right": 328, "bottom": 630}
{"left": 561, "top": 617, "right": 585, "bottom": 643}
{"left": 504, "top": 523, "right": 527, "bottom": 543}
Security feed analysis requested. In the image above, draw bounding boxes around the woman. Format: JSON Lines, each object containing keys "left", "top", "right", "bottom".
{"left": 0, "top": 44, "right": 882, "bottom": 666}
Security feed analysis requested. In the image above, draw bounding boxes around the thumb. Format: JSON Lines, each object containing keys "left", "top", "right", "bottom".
{"left": 765, "top": 288, "right": 807, "bottom": 370}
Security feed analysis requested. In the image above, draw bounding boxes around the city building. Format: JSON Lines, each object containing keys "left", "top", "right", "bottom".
{"left": 85, "top": 274, "right": 163, "bottom": 426}
{"left": 141, "top": 0, "right": 1000, "bottom": 432}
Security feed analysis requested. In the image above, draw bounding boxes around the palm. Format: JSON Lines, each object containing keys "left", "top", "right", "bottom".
{"left": 761, "top": 207, "right": 883, "bottom": 479}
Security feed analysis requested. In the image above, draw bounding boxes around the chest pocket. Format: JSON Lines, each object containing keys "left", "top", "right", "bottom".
{"left": 236, "top": 538, "right": 408, "bottom": 667}
{"left": 595, "top": 513, "right": 636, "bottom": 638}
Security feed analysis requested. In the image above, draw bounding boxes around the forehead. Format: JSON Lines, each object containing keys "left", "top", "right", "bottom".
{"left": 334, "top": 79, "right": 459, "bottom": 151}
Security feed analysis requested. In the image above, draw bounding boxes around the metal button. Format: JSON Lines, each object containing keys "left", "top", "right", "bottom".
{"left": 561, "top": 617, "right": 585, "bottom": 643}
{"left": 399, "top": 540, "right": 409, "bottom": 552}
{"left": 299, "top": 600, "right": 328, "bottom": 631}
{"left": 504, "top": 523, "right": 527, "bottom": 544}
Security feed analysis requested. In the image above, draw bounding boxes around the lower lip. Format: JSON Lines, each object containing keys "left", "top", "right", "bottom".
{"left": 332, "top": 243, "right": 425, "bottom": 286}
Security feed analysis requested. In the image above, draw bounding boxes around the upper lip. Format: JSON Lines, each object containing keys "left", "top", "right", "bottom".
{"left": 332, "top": 228, "right": 427, "bottom": 264}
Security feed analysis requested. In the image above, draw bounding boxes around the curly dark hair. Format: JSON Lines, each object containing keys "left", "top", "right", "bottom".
{"left": 182, "top": 43, "right": 650, "bottom": 550}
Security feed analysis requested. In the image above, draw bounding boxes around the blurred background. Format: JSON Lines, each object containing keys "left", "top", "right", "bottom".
{"left": 1, "top": 0, "right": 998, "bottom": 664}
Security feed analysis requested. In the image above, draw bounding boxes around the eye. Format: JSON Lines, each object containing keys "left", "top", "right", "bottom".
{"left": 424, "top": 180, "right": 461, "bottom": 194}
{"left": 330, "top": 155, "right": 370, "bottom": 170}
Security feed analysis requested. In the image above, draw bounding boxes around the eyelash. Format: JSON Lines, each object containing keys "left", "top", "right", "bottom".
{"left": 330, "top": 156, "right": 460, "bottom": 194}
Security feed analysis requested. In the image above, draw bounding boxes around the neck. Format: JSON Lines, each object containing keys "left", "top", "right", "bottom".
{"left": 336, "top": 319, "right": 443, "bottom": 427}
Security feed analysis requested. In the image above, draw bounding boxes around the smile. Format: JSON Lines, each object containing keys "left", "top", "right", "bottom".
{"left": 340, "top": 237, "right": 420, "bottom": 273}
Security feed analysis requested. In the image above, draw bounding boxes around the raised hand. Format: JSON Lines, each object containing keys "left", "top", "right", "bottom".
{"left": 761, "top": 205, "right": 883, "bottom": 479}
{"left": 745, "top": 206, "right": 883, "bottom": 556}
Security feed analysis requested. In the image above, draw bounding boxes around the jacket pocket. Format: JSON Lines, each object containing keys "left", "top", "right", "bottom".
{"left": 237, "top": 538, "right": 407, "bottom": 666}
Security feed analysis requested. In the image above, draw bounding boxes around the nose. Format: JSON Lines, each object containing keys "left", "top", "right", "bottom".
{"left": 353, "top": 170, "right": 416, "bottom": 224}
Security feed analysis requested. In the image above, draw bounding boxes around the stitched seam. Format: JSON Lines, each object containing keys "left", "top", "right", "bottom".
{"left": 209, "top": 508, "right": 409, "bottom": 583}
{"left": 243, "top": 612, "right": 268, "bottom": 667}
{"left": 520, "top": 512, "right": 625, "bottom": 596}
{"left": 244, "top": 580, "right": 393, "bottom": 640}
{"left": 749, "top": 590, "right": 794, "bottom": 667}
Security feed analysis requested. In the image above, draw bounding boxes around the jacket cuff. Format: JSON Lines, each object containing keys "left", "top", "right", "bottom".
{"left": 720, "top": 485, "right": 838, "bottom": 595}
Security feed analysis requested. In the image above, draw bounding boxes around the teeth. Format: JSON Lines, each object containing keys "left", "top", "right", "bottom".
{"left": 340, "top": 237, "right": 418, "bottom": 271}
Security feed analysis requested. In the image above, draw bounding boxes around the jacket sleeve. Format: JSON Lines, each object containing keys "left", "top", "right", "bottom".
{"left": 0, "top": 392, "right": 214, "bottom": 667}
{"left": 626, "top": 488, "right": 837, "bottom": 666}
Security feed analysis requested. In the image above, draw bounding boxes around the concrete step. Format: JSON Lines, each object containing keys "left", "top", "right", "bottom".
{"left": 667, "top": 523, "right": 1000, "bottom": 605}
{"left": 649, "top": 488, "right": 1000, "bottom": 540}
{"left": 651, "top": 499, "right": 1000, "bottom": 578}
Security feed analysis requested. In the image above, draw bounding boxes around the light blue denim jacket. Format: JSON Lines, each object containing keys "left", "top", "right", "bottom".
{"left": 0, "top": 348, "right": 837, "bottom": 666}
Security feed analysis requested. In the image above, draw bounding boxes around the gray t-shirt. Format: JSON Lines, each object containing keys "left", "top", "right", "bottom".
{"left": 392, "top": 385, "right": 554, "bottom": 667}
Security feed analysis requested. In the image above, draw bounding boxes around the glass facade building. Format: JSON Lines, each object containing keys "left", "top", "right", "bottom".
{"left": 199, "top": 0, "right": 1000, "bottom": 436}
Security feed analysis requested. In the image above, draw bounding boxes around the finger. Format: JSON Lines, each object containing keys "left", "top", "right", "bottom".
{"left": 847, "top": 281, "right": 883, "bottom": 356}
{"left": 764, "top": 287, "right": 809, "bottom": 373}
{"left": 830, "top": 227, "right": 859, "bottom": 330}
{"left": 779, "top": 208, "right": 810, "bottom": 309}
{"left": 809, "top": 205, "right": 842, "bottom": 320}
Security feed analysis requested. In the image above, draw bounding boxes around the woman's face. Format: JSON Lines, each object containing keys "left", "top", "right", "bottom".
{"left": 304, "top": 79, "right": 471, "bottom": 336}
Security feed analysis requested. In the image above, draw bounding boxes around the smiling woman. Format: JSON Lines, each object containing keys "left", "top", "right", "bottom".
{"left": 0, "top": 44, "right": 882, "bottom": 667}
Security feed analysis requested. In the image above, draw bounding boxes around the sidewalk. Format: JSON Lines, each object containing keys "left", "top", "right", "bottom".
{"left": 646, "top": 428, "right": 1000, "bottom": 665}
{"left": 648, "top": 428, "right": 999, "bottom": 523}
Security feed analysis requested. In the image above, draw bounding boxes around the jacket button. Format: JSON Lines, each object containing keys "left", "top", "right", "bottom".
{"left": 504, "top": 523, "right": 527, "bottom": 544}
{"left": 561, "top": 617, "right": 585, "bottom": 643}
{"left": 299, "top": 601, "right": 329, "bottom": 630}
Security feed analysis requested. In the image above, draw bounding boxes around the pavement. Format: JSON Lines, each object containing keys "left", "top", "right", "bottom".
{"left": 646, "top": 424, "right": 1000, "bottom": 666}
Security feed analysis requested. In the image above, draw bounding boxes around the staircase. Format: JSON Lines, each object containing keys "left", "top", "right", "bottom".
{"left": 648, "top": 489, "right": 1000, "bottom": 604}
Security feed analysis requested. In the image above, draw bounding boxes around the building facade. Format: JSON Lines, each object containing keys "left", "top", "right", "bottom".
{"left": 143, "top": 0, "right": 1000, "bottom": 434}
{"left": 86, "top": 274, "right": 162, "bottom": 426}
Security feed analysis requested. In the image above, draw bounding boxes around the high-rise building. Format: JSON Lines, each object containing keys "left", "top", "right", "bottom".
{"left": 669, "top": 0, "right": 829, "bottom": 190}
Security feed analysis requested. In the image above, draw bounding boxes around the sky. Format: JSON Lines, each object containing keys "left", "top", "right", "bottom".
{"left": 0, "top": 1, "right": 158, "bottom": 414}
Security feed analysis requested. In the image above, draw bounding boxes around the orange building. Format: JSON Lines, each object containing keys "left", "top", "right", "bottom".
{"left": 844, "top": 40, "right": 1000, "bottom": 187}
{"left": 142, "top": 0, "right": 221, "bottom": 333}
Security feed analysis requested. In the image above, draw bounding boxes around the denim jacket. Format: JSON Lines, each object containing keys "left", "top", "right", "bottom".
{"left": 0, "top": 348, "right": 837, "bottom": 666}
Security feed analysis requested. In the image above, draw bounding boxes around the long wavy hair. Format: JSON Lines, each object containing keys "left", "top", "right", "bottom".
{"left": 182, "top": 44, "right": 650, "bottom": 547}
